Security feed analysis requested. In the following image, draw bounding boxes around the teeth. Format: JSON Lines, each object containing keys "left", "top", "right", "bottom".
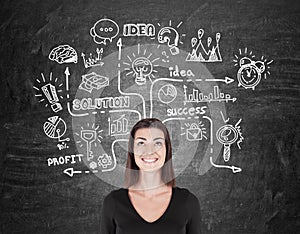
{"left": 142, "top": 158, "right": 158, "bottom": 163}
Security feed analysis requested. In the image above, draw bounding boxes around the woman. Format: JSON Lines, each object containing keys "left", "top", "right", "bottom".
{"left": 100, "top": 118, "right": 201, "bottom": 234}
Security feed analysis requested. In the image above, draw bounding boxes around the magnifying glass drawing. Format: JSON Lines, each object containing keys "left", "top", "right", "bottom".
{"left": 216, "top": 125, "right": 239, "bottom": 162}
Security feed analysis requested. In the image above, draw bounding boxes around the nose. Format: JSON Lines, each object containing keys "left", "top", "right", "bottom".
{"left": 144, "top": 143, "right": 156, "bottom": 155}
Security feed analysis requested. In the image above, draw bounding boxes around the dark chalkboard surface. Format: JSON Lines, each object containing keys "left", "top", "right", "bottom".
{"left": 0, "top": 0, "right": 299, "bottom": 233}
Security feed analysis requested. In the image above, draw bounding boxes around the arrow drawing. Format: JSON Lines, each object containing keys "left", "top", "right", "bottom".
{"left": 204, "top": 76, "right": 234, "bottom": 84}
{"left": 63, "top": 167, "right": 98, "bottom": 177}
{"left": 210, "top": 157, "right": 242, "bottom": 173}
{"left": 117, "top": 38, "right": 122, "bottom": 60}
{"left": 64, "top": 67, "right": 70, "bottom": 91}
{"left": 194, "top": 76, "right": 234, "bottom": 84}
{"left": 63, "top": 168, "right": 82, "bottom": 177}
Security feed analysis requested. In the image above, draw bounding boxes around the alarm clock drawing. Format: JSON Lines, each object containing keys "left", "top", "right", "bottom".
{"left": 237, "top": 57, "right": 265, "bottom": 90}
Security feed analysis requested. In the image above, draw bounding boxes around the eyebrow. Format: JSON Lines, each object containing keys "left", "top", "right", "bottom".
{"left": 135, "top": 137, "right": 165, "bottom": 141}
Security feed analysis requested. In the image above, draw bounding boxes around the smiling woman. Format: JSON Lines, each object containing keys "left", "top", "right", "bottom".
{"left": 100, "top": 118, "right": 202, "bottom": 234}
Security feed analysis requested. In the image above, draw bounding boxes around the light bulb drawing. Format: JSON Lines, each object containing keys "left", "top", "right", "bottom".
{"left": 123, "top": 44, "right": 160, "bottom": 85}
{"left": 131, "top": 57, "right": 153, "bottom": 85}
{"left": 233, "top": 48, "right": 273, "bottom": 90}
{"left": 75, "top": 123, "right": 103, "bottom": 161}
{"left": 216, "top": 118, "right": 243, "bottom": 162}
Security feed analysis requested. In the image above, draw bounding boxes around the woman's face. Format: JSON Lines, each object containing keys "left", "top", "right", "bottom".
{"left": 133, "top": 127, "right": 166, "bottom": 172}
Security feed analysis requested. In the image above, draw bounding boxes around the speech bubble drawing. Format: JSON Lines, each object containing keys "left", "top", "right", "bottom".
{"left": 90, "top": 18, "right": 119, "bottom": 45}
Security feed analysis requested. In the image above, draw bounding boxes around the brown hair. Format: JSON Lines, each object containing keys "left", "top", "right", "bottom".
{"left": 124, "top": 118, "right": 175, "bottom": 188}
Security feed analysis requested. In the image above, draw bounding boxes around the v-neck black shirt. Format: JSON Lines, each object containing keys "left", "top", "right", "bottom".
{"left": 100, "top": 187, "right": 201, "bottom": 234}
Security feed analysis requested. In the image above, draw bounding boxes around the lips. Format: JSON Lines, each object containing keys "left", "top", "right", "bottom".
{"left": 141, "top": 157, "right": 158, "bottom": 163}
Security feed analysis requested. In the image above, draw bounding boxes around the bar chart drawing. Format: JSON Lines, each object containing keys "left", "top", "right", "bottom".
{"left": 183, "top": 85, "right": 237, "bottom": 105}
{"left": 108, "top": 114, "right": 129, "bottom": 137}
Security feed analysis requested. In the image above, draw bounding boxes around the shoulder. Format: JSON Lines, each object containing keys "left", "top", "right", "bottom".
{"left": 103, "top": 188, "right": 127, "bottom": 206}
{"left": 174, "top": 186, "right": 196, "bottom": 197}
{"left": 174, "top": 187, "right": 200, "bottom": 207}
{"left": 101, "top": 188, "right": 127, "bottom": 217}
{"left": 103, "top": 188, "right": 127, "bottom": 205}
{"left": 174, "top": 187, "right": 201, "bottom": 221}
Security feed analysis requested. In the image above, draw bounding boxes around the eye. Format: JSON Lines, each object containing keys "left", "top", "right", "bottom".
{"left": 136, "top": 141, "right": 145, "bottom": 146}
{"left": 154, "top": 141, "right": 163, "bottom": 147}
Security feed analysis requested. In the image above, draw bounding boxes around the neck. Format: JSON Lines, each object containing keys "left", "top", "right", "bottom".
{"left": 134, "top": 169, "right": 165, "bottom": 191}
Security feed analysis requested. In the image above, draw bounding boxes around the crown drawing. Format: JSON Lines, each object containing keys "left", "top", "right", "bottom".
{"left": 186, "top": 29, "right": 222, "bottom": 62}
{"left": 81, "top": 48, "right": 104, "bottom": 68}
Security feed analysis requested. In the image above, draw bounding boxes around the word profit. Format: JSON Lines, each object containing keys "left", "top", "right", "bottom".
{"left": 47, "top": 154, "right": 83, "bottom": 166}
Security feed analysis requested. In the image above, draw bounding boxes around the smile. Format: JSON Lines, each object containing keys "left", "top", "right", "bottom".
{"left": 141, "top": 158, "right": 158, "bottom": 163}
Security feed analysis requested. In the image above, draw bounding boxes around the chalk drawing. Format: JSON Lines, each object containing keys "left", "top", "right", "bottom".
{"left": 63, "top": 168, "right": 98, "bottom": 177}
{"left": 43, "top": 116, "right": 70, "bottom": 144}
{"left": 161, "top": 51, "right": 170, "bottom": 63}
{"left": 203, "top": 116, "right": 214, "bottom": 153}
{"left": 197, "top": 76, "right": 234, "bottom": 84}
{"left": 41, "top": 84, "right": 63, "bottom": 112}
{"left": 183, "top": 85, "right": 236, "bottom": 105}
{"left": 81, "top": 130, "right": 97, "bottom": 161}
{"left": 33, "top": 72, "right": 63, "bottom": 112}
{"left": 233, "top": 48, "right": 273, "bottom": 90}
{"left": 47, "top": 154, "right": 83, "bottom": 167}
{"left": 71, "top": 43, "right": 227, "bottom": 182}
{"left": 117, "top": 70, "right": 146, "bottom": 118}
{"left": 81, "top": 48, "right": 104, "bottom": 68}
{"left": 64, "top": 67, "right": 70, "bottom": 93}
{"left": 162, "top": 117, "right": 185, "bottom": 124}
{"left": 123, "top": 23, "right": 155, "bottom": 37}
{"left": 210, "top": 157, "right": 242, "bottom": 173}
{"left": 132, "top": 57, "right": 153, "bottom": 85}
{"left": 156, "top": 21, "right": 185, "bottom": 55}
{"left": 123, "top": 44, "right": 160, "bottom": 85}
{"left": 181, "top": 122, "right": 207, "bottom": 141}
{"left": 72, "top": 96, "right": 130, "bottom": 111}
{"left": 216, "top": 113, "right": 243, "bottom": 162}
{"left": 158, "top": 84, "right": 177, "bottom": 104}
{"left": 67, "top": 102, "right": 89, "bottom": 117}
{"left": 167, "top": 106, "right": 207, "bottom": 117}
{"left": 109, "top": 139, "right": 128, "bottom": 172}
{"left": 169, "top": 65, "right": 195, "bottom": 78}
{"left": 117, "top": 38, "right": 122, "bottom": 61}
{"left": 90, "top": 18, "right": 119, "bottom": 45}
{"left": 109, "top": 109, "right": 142, "bottom": 121}
{"left": 98, "top": 153, "right": 113, "bottom": 168}
{"left": 75, "top": 123, "right": 103, "bottom": 161}
{"left": 149, "top": 78, "right": 183, "bottom": 118}
{"left": 186, "top": 29, "right": 222, "bottom": 62}
{"left": 57, "top": 141, "right": 69, "bottom": 150}
{"left": 79, "top": 72, "right": 109, "bottom": 93}
{"left": 89, "top": 161, "right": 98, "bottom": 170}
{"left": 48, "top": 44, "right": 78, "bottom": 64}
{"left": 108, "top": 114, "right": 129, "bottom": 137}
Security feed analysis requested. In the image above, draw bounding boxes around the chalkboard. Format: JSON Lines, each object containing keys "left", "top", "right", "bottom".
{"left": 0, "top": 0, "right": 299, "bottom": 233}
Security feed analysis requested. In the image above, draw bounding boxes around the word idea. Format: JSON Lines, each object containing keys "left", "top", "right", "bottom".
{"left": 123, "top": 23, "right": 155, "bottom": 37}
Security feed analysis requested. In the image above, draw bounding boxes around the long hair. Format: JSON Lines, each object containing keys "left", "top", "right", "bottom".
{"left": 124, "top": 118, "right": 175, "bottom": 188}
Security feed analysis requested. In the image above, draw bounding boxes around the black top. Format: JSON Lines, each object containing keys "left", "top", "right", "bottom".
{"left": 100, "top": 187, "right": 201, "bottom": 234}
